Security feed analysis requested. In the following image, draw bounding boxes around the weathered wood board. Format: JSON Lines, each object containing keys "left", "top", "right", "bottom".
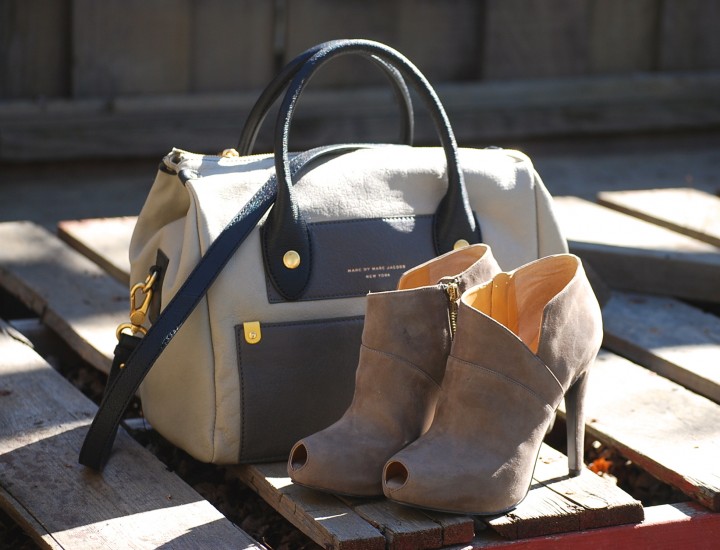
{"left": 602, "top": 291, "right": 720, "bottom": 404}
{"left": 597, "top": 188, "right": 720, "bottom": 247}
{"left": 3, "top": 71, "right": 720, "bottom": 161}
{"left": 486, "top": 444, "right": 643, "bottom": 540}
{"left": 0, "top": 0, "right": 71, "bottom": 99}
{"left": 71, "top": 0, "right": 192, "bottom": 96}
{"left": 0, "top": 221, "right": 124, "bottom": 374}
{"left": 231, "top": 463, "right": 387, "bottom": 550}
{"left": 554, "top": 196, "right": 720, "bottom": 302}
{"left": 659, "top": 0, "right": 720, "bottom": 72}
{"left": 561, "top": 351, "right": 720, "bottom": 512}
{"left": 467, "top": 501, "right": 720, "bottom": 549}
{"left": 0, "top": 321, "right": 260, "bottom": 549}
{"left": 58, "top": 217, "right": 136, "bottom": 286}
{"left": 482, "top": 0, "right": 661, "bottom": 79}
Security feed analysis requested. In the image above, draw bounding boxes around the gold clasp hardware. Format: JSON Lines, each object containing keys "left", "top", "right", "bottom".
{"left": 243, "top": 321, "right": 262, "bottom": 344}
{"left": 116, "top": 270, "right": 158, "bottom": 340}
{"left": 116, "top": 322, "right": 148, "bottom": 340}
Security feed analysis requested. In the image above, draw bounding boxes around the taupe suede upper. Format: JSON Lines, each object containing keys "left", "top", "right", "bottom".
{"left": 288, "top": 244, "right": 501, "bottom": 496}
{"left": 383, "top": 254, "right": 602, "bottom": 514}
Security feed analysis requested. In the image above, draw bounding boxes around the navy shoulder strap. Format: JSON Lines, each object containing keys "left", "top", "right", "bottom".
{"left": 79, "top": 144, "right": 369, "bottom": 470}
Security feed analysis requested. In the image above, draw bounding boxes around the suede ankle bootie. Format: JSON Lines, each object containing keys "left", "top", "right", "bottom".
{"left": 382, "top": 254, "right": 602, "bottom": 514}
{"left": 287, "top": 244, "right": 501, "bottom": 496}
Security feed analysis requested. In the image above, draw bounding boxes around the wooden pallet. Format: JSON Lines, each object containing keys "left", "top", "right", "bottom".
{"left": 2, "top": 185, "right": 720, "bottom": 548}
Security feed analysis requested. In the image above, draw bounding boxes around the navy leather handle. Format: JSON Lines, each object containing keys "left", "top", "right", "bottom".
{"left": 237, "top": 40, "right": 414, "bottom": 155}
{"left": 263, "top": 39, "right": 481, "bottom": 301}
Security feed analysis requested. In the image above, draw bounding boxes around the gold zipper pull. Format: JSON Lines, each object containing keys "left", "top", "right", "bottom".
{"left": 444, "top": 282, "right": 460, "bottom": 339}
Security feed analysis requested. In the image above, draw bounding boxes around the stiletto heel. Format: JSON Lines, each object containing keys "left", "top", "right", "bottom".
{"left": 383, "top": 254, "right": 603, "bottom": 515}
{"left": 565, "top": 368, "right": 591, "bottom": 476}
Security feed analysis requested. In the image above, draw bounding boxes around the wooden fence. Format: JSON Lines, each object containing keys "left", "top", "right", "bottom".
{"left": 1, "top": 0, "right": 720, "bottom": 160}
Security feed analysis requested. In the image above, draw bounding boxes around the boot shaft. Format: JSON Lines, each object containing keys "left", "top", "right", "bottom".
{"left": 362, "top": 244, "right": 501, "bottom": 384}
{"left": 458, "top": 254, "right": 602, "bottom": 390}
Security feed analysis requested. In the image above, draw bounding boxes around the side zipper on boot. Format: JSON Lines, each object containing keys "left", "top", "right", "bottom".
{"left": 443, "top": 281, "right": 460, "bottom": 339}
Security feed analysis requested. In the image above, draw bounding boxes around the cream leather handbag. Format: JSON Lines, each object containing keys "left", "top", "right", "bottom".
{"left": 80, "top": 39, "right": 567, "bottom": 470}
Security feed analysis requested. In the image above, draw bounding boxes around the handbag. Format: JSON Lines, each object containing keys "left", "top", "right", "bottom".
{"left": 80, "top": 39, "right": 567, "bottom": 470}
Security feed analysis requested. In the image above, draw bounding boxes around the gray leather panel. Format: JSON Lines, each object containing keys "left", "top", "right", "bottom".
{"left": 266, "top": 215, "right": 436, "bottom": 303}
{"left": 236, "top": 315, "right": 364, "bottom": 462}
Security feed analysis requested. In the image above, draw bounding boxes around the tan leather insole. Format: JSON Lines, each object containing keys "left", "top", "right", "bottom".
{"left": 398, "top": 246, "right": 488, "bottom": 290}
{"left": 466, "top": 256, "right": 577, "bottom": 353}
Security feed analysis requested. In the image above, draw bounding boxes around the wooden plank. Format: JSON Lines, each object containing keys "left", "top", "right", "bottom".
{"left": 482, "top": 0, "right": 591, "bottom": 79}
{"left": 394, "top": 0, "right": 482, "bottom": 82}
{"left": 229, "top": 463, "right": 386, "bottom": 550}
{"left": 417, "top": 510, "right": 476, "bottom": 548}
{"left": 659, "top": 0, "right": 720, "bottom": 71}
{"left": 71, "top": 0, "right": 191, "bottom": 96}
{"left": 0, "top": 321, "right": 260, "bottom": 549}
{"left": 284, "top": 0, "right": 395, "bottom": 87}
{"left": 286, "top": 0, "right": 482, "bottom": 84}
{"left": 531, "top": 445, "right": 643, "bottom": 530}
{"left": 347, "top": 499, "right": 444, "bottom": 550}
{"left": 0, "top": 0, "right": 71, "bottom": 99}
{"left": 485, "top": 474, "right": 585, "bottom": 540}
{"left": 467, "top": 502, "right": 720, "bottom": 549}
{"left": 3, "top": 71, "right": 720, "bottom": 160}
{"left": 486, "top": 443, "right": 642, "bottom": 540}
{"left": 0, "top": 221, "right": 126, "bottom": 374}
{"left": 587, "top": 0, "right": 659, "bottom": 74}
{"left": 603, "top": 291, "right": 720, "bottom": 404}
{"left": 340, "top": 495, "right": 477, "bottom": 548}
{"left": 554, "top": 196, "right": 720, "bottom": 302}
{"left": 189, "top": 0, "right": 274, "bottom": 92}
{"left": 560, "top": 351, "right": 720, "bottom": 512}
{"left": 597, "top": 188, "right": 720, "bottom": 247}
{"left": 58, "top": 217, "right": 136, "bottom": 286}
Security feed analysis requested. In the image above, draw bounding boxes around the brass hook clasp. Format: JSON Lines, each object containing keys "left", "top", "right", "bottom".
{"left": 116, "top": 269, "right": 158, "bottom": 340}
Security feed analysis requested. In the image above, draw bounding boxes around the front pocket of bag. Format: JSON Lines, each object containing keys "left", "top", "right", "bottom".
{"left": 235, "top": 316, "right": 364, "bottom": 463}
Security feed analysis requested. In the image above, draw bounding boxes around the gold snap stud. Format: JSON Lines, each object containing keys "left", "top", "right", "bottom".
{"left": 283, "top": 250, "right": 301, "bottom": 269}
{"left": 243, "top": 321, "right": 262, "bottom": 344}
{"left": 453, "top": 239, "right": 470, "bottom": 250}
